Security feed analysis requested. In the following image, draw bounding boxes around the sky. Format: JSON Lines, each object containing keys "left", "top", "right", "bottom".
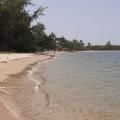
{"left": 28, "top": 0, "right": 120, "bottom": 45}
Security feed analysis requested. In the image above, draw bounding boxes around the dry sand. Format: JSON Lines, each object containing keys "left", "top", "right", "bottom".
{"left": 0, "top": 52, "right": 54, "bottom": 120}
{"left": 0, "top": 53, "right": 33, "bottom": 62}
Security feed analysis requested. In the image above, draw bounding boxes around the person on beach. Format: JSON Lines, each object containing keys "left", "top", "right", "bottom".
{"left": 54, "top": 48, "right": 56, "bottom": 55}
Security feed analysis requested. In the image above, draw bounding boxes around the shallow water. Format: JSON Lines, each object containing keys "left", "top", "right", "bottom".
{"left": 1, "top": 51, "right": 120, "bottom": 120}
{"left": 25, "top": 51, "right": 120, "bottom": 120}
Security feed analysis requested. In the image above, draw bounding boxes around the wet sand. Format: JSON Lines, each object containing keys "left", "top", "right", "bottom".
{"left": 0, "top": 53, "right": 55, "bottom": 120}
{"left": 1, "top": 68, "right": 119, "bottom": 120}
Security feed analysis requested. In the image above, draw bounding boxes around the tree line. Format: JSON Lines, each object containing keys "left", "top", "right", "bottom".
{"left": 0, "top": 0, "right": 120, "bottom": 53}
{"left": 56, "top": 39, "right": 120, "bottom": 51}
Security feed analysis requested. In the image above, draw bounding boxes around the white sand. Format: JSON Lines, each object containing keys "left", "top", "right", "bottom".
{"left": 0, "top": 53, "right": 33, "bottom": 62}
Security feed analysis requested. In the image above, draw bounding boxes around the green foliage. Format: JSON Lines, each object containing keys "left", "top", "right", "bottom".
{"left": 0, "top": 0, "right": 46, "bottom": 52}
{"left": 86, "top": 42, "right": 92, "bottom": 50}
{"left": 56, "top": 38, "right": 86, "bottom": 51}
{"left": 0, "top": 1, "right": 120, "bottom": 52}
{"left": 56, "top": 38, "right": 120, "bottom": 51}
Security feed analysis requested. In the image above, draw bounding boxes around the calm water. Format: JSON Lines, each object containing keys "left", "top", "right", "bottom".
{"left": 32, "top": 51, "right": 120, "bottom": 119}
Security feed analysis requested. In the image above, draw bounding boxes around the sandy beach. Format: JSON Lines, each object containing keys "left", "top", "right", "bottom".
{"left": 0, "top": 52, "right": 55, "bottom": 120}
{"left": 0, "top": 52, "right": 120, "bottom": 120}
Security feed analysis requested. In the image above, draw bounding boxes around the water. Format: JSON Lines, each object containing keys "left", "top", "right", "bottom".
{"left": 31, "top": 51, "right": 120, "bottom": 119}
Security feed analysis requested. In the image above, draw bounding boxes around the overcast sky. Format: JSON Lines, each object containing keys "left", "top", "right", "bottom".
{"left": 29, "top": 0, "right": 120, "bottom": 45}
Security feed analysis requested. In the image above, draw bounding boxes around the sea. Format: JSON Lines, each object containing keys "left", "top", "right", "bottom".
{"left": 27, "top": 51, "right": 120, "bottom": 120}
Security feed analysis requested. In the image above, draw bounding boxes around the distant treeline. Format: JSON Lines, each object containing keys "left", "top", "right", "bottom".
{"left": 0, "top": 0, "right": 120, "bottom": 52}
{"left": 56, "top": 39, "right": 120, "bottom": 51}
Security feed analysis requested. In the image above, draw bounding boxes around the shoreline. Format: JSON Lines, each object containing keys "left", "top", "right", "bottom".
{"left": 0, "top": 52, "right": 55, "bottom": 120}
{"left": 0, "top": 52, "right": 120, "bottom": 120}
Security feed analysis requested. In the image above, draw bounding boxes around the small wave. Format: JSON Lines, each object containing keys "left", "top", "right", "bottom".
{"left": 28, "top": 56, "right": 55, "bottom": 93}
{"left": 27, "top": 59, "right": 51, "bottom": 107}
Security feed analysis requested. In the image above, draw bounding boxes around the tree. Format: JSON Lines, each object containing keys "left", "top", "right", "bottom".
{"left": 56, "top": 37, "right": 68, "bottom": 50}
{"left": 86, "top": 42, "right": 92, "bottom": 50}
{"left": 46, "top": 32, "right": 57, "bottom": 50}
{"left": 105, "top": 40, "right": 112, "bottom": 50}
{"left": 32, "top": 23, "right": 46, "bottom": 50}
{"left": 0, "top": 0, "right": 46, "bottom": 52}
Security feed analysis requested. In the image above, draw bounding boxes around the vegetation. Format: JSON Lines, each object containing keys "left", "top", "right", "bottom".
{"left": 0, "top": 0, "right": 120, "bottom": 52}
{"left": 0, "top": 0, "right": 47, "bottom": 52}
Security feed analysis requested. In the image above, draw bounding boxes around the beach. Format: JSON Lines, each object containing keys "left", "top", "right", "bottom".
{"left": 0, "top": 51, "right": 120, "bottom": 120}
{"left": 0, "top": 52, "right": 55, "bottom": 120}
